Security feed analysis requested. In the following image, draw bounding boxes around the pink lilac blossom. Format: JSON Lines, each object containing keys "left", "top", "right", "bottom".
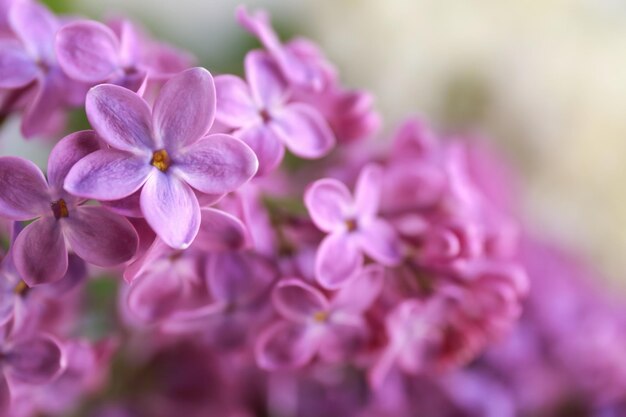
{"left": 256, "top": 265, "right": 383, "bottom": 370}
{"left": 215, "top": 50, "right": 335, "bottom": 175}
{"left": 304, "top": 164, "right": 402, "bottom": 288}
{"left": 0, "top": 2, "right": 622, "bottom": 417}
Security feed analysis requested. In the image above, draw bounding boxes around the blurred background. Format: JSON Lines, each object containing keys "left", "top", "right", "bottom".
{"left": 5, "top": 0, "right": 626, "bottom": 289}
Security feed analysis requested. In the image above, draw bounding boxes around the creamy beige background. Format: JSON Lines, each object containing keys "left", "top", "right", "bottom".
{"left": 5, "top": 0, "right": 626, "bottom": 287}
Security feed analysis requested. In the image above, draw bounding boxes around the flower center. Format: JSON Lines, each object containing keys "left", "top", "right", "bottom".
{"left": 51, "top": 199, "right": 69, "bottom": 219}
{"left": 13, "top": 280, "right": 30, "bottom": 297}
{"left": 151, "top": 149, "right": 171, "bottom": 172}
{"left": 259, "top": 108, "right": 272, "bottom": 124}
{"left": 313, "top": 310, "right": 329, "bottom": 323}
{"left": 345, "top": 218, "right": 358, "bottom": 232}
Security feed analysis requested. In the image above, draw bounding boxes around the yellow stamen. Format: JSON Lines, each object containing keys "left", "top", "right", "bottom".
{"left": 313, "top": 310, "right": 329, "bottom": 323}
{"left": 51, "top": 199, "right": 69, "bottom": 219}
{"left": 345, "top": 218, "right": 358, "bottom": 232}
{"left": 14, "top": 280, "right": 29, "bottom": 297}
{"left": 151, "top": 149, "right": 171, "bottom": 172}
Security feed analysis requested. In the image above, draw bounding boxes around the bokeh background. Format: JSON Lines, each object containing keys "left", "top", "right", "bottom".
{"left": 4, "top": 0, "right": 626, "bottom": 288}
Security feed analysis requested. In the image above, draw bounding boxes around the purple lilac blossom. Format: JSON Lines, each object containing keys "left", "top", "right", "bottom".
{"left": 0, "top": 2, "right": 85, "bottom": 137}
{"left": 1, "top": 2, "right": 624, "bottom": 416}
{"left": 0, "top": 131, "right": 138, "bottom": 285}
{"left": 64, "top": 67, "right": 258, "bottom": 249}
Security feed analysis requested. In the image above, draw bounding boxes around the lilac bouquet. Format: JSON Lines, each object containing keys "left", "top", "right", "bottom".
{"left": 0, "top": 1, "right": 624, "bottom": 416}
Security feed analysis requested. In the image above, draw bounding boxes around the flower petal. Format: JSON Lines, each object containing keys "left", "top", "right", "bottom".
{"left": 86, "top": 84, "right": 154, "bottom": 152}
{"left": 214, "top": 74, "right": 257, "bottom": 127}
{"left": 47, "top": 130, "right": 101, "bottom": 192}
{"left": 304, "top": 178, "right": 352, "bottom": 233}
{"left": 207, "top": 251, "right": 277, "bottom": 304}
{"left": 4, "top": 334, "right": 65, "bottom": 384}
{"left": 101, "top": 190, "right": 143, "bottom": 218}
{"left": 255, "top": 321, "right": 319, "bottom": 370}
{"left": 12, "top": 218, "right": 67, "bottom": 286}
{"left": 236, "top": 123, "right": 285, "bottom": 176}
{"left": 236, "top": 7, "right": 282, "bottom": 55}
{"left": 123, "top": 234, "right": 167, "bottom": 284}
{"left": 64, "top": 206, "right": 138, "bottom": 266}
{"left": 126, "top": 268, "right": 188, "bottom": 324}
{"left": 331, "top": 264, "right": 385, "bottom": 314}
{"left": 20, "top": 69, "right": 66, "bottom": 138}
{"left": 0, "top": 292, "right": 14, "bottom": 328}
{"left": 272, "top": 279, "right": 329, "bottom": 322}
{"left": 153, "top": 67, "right": 215, "bottom": 150}
{"left": 64, "top": 149, "right": 151, "bottom": 201}
{"left": 0, "top": 374, "right": 9, "bottom": 415}
{"left": 55, "top": 20, "right": 121, "bottom": 83}
{"left": 271, "top": 103, "right": 335, "bottom": 159}
{"left": 42, "top": 254, "right": 87, "bottom": 296}
{"left": 319, "top": 321, "right": 368, "bottom": 362}
{"left": 0, "top": 156, "right": 49, "bottom": 220}
{"left": 192, "top": 208, "right": 247, "bottom": 252}
{"left": 8, "top": 2, "right": 57, "bottom": 61}
{"left": 0, "top": 42, "right": 38, "bottom": 88}
{"left": 140, "top": 172, "right": 200, "bottom": 249}
{"left": 354, "top": 164, "right": 383, "bottom": 220}
{"left": 245, "top": 50, "right": 288, "bottom": 109}
{"left": 315, "top": 233, "right": 363, "bottom": 289}
{"left": 174, "top": 133, "right": 258, "bottom": 194}
{"left": 357, "top": 219, "right": 402, "bottom": 266}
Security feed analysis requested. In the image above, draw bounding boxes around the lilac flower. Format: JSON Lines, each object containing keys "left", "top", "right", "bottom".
{"left": 0, "top": 132, "right": 138, "bottom": 286}
{"left": 304, "top": 164, "right": 402, "bottom": 288}
{"left": 236, "top": 6, "right": 330, "bottom": 91}
{"left": 381, "top": 118, "right": 447, "bottom": 212}
{"left": 64, "top": 67, "right": 258, "bottom": 249}
{"left": 0, "top": 332, "right": 65, "bottom": 413}
{"left": 371, "top": 261, "right": 527, "bottom": 388}
{"left": 162, "top": 251, "right": 278, "bottom": 351}
{"left": 55, "top": 17, "right": 194, "bottom": 90}
{"left": 0, "top": 249, "right": 86, "bottom": 331}
{"left": 55, "top": 19, "right": 148, "bottom": 90}
{"left": 295, "top": 85, "right": 381, "bottom": 144}
{"left": 0, "top": 2, "right": 84, "bottom": 137}
{"left": 125, "top": 208, "right": 248, "bottom": 324}
{"left": 215, "top": 51, "right": 334, "bottom": 175}
{"left": 255, "top": 265, "right": 383, "bottom": 370}
{"left": 237, "top": 7, "right": 380, "bottom": 143}
{"left": 8, "top": 339, "right": 112, "bottom": 417}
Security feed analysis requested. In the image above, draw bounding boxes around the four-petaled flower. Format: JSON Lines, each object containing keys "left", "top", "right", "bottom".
{"left": 304, "top": 164, "right": 402, "bottom": 288}
{"left": 64, "top": 67, "right": 258, "bottom": 249}
{"left": 215, "top": 51, "right": 335, "bottom": 175}
{"left": 255, "top": 265, "right": 384, "bottom": 370}
{"left": 0, "top": 131, "right": 139, "bottom": 286}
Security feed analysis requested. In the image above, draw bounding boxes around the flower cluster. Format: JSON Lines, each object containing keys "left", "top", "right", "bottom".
{"left": 0, "top": 1, "right": 623, "bottom": 416}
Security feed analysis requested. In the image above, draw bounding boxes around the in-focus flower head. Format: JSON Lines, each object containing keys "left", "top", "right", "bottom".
{"left": 64, "top": 67, "right": 258, "bottom": 249}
